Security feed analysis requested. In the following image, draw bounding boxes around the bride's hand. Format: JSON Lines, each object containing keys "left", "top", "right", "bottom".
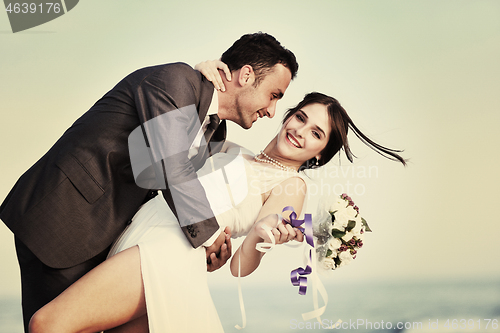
{"left": 206, "top": 226, "right": 232, "bottom": 272}
{"left": 194, "top": 59, "right": 232, "bottom": 92}
{"left": 254, "top": 214, "right": 304, "bottom": 245}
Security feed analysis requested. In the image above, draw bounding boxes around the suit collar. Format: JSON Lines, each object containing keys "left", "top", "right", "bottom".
{"left": 207, "top": 88, "right": 218, "bottom": 117}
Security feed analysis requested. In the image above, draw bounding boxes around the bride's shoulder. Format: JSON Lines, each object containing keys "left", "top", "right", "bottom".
{"left": 266, "top": 175, "right": 307, "bottom": 200}
{"left": 277, "top": 176, "right": 307, "bottom": 190}
{"left": 221, "top": 142, "right": 255, "bottom": 160}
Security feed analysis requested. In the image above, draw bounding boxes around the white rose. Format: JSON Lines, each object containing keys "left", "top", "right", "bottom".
{"left": 328, "top": 237, "right": 342, "bottom": 251}
{"left": 339, "top": 260, "right": 350, "bottom": 267}
{"left": 321, "top": 257, "right": 336, "bottom": 270}
{"left": 344, "top": 205, "right": 358, "bottom": 219}
{"left": 332, "top": 218, "right": 347, "bottom": 230}
{"left": 342, "top": 231, "right": 354, "bottom": 242}
{"left": 338, "top": 251, "right": 353, "bottom": 265}
{"left": 333, "top": 205, "right": 357, "bottom": 226}
{"left": 330, "top": 197, "right": 348, "bottom": 212}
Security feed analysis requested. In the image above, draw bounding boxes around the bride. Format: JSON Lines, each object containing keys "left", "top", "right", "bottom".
{"left": 28, "top": 63, "right": 406, "bottom": 333}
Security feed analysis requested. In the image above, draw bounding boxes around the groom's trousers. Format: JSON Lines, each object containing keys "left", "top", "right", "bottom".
{"left": 14, "top": 237, "right": 110, "bottom": 333}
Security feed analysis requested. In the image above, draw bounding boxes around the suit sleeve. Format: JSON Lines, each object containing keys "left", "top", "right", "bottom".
{"left": 132, "top": 63, "right": 219, "bottom": 248}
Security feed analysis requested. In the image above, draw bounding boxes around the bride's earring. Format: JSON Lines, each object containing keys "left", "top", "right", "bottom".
{"left": 315, "top": 157, "right": 320, "bottom": 166}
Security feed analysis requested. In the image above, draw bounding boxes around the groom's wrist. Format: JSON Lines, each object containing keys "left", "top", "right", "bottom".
{"left": 202, "top": 226, "right": 221, "bottom": 248}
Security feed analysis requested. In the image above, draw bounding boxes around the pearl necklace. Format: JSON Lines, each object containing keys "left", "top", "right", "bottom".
{"left": 254, "top": 150, "right": 297, "bottom": 173}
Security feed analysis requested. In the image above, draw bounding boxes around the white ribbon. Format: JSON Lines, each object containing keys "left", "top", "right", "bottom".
{"left": 255, "top": 224, "right": 276, "bottom": 253}
{"left": 299, "top": 246, "right": 342, "bottom": 328}
{"left": 235, "top": 251, "right": 247, "bottom": 330}
{"left": 236, "top": 216, "right": 281, "bottom": 329}
{"left": 235, "top": 214, "right": 342, "bottom": 329}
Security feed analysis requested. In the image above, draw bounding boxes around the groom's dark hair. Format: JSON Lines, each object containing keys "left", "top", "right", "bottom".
{"left": 221, "top": 32, "right": 298, "bottom": 86}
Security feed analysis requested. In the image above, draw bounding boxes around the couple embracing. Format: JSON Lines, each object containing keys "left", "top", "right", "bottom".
{"left": 0, "top": 32, "right": 405, "bottom": 332}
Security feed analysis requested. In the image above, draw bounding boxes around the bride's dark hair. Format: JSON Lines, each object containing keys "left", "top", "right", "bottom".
{"left": 282, "top": 92, "right": 407, "bottom": 170}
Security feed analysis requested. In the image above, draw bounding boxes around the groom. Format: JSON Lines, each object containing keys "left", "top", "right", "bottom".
{"left": 0, "top": 32, "right": 298, "bottom": 331}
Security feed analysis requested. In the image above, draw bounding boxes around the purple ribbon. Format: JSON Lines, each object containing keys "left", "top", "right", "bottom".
{"left": 282, "top": 206, "right": 314, "bottom": 295}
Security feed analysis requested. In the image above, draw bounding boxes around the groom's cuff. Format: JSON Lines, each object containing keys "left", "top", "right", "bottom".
{"left": 202, "top": 226, "right": 221, "bottom": 247}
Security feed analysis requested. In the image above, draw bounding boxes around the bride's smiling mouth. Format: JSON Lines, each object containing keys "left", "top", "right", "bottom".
{"left": 285, "top": 133, "right": 302, "bottom": 148}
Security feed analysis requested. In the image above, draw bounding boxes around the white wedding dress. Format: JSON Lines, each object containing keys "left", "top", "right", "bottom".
{"left": 107, "top": 149, "right": 302, "bottom": 332}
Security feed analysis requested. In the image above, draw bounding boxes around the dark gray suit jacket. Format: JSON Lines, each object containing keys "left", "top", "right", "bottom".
{"left": 0, "top": 63, "right": 225, "bottom": 268}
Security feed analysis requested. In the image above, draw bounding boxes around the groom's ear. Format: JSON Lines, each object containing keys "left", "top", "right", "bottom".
{"left": 237, "top": 65, "right": 255, "bottom": 87}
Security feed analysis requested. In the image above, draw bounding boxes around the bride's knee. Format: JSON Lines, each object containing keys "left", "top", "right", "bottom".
{"left": 29, "top": 306, "right": 61, "bottom": 333}
{"left": 28, "top": 309, "right": 47, "bottom": 333}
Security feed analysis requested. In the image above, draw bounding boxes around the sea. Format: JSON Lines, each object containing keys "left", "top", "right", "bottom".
{"left": 1, "top": 278, "right": 499, "bottom": 333}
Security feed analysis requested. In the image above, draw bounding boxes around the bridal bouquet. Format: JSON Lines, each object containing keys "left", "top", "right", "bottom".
{"left": 313, "top": 193, "right": 371, "bottom": 271}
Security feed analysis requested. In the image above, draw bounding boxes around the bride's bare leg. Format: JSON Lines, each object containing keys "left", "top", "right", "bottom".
{"left": 105, "top": 314, "right": 148, "bottom": 333}
{"left": 29, "top": 246, "right": 148, "bottom": 333}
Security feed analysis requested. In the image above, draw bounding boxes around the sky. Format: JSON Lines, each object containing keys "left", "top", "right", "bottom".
{"left": 1, "top": 0, "right": 499, "bottom": 303}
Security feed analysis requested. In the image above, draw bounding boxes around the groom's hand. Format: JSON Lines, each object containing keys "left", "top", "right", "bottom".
{"left": 206, "top": 226, "right": 232, "bottom": 272}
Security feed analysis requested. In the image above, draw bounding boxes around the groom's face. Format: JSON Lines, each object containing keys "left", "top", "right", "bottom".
{"left": 233, "top": 64, "right": 292, "bottom": 129}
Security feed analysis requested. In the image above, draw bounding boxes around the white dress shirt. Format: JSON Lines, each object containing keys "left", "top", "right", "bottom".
{"left": 190, "top": 89, "right": 222, "bottom": 247}
{"left": 187, "top": 89, "right": 219, "bottom": 159}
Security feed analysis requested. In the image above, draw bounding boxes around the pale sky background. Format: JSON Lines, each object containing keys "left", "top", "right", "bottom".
{"left": 1, "top": 0, "right": 499, "bottom": 305}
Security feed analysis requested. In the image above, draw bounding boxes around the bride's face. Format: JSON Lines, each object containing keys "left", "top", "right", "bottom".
{"left": 277, "top": 103, "right": 331, "bottom": 165}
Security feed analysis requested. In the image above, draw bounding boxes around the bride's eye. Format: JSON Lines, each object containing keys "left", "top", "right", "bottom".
{"left": 312, "top": 131, "right": 320, "bottom": 139}
{"left": 296, "top": 114, "right": 304, "bottom": 122}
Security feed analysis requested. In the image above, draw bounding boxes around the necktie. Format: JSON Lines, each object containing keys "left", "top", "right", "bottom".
{"left": 190, "top": 114, "right": 226, "bottom": 170}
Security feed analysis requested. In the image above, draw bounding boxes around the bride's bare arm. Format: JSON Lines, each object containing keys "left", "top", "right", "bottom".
{"left": 230, "top": 177, "right": 306, "bottom": 277}
{"left": 194, "top": 59, "right": 231, "bottom": 92}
